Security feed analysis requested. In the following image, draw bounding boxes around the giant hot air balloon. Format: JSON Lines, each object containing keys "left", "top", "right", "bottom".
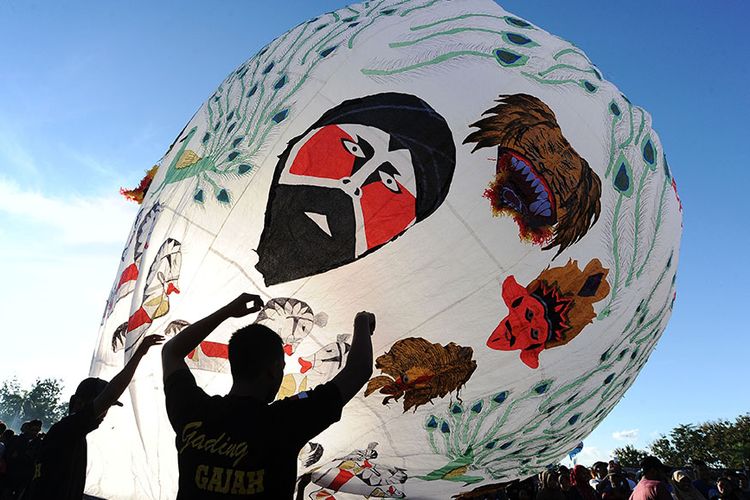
{"left": 88, "top": 0, "right": 682, "bottom": 498}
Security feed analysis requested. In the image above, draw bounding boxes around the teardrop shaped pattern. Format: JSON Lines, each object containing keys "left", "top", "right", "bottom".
{"left": 613, "top": 156, "right": 634, "bottom": 196}
{"left": 216, "top": 189, "right": 230, "bottom": 204}
{"left": 503, "top": 32, "right": 536, "bottom": 47}
{"left": 271, "top": 109, "right": 289, "bottom": 123}
{"left": 533, "top": 381, "right": 551, "bottom": 395}
{"left": 505, "top": 16, "right": 532, "bottom": 28}
{"left": 319, "top": 46, "right": 337, "bottom": 58}
{"left": 581, "top": 80, "right": 598, "bottom": 93}
{"left": 609, "top": 101, "right": 622, "bottom": 117}
{"left": 426, "top": 415, "right": 438, "bottom": 430}
{"left": 494, "top": 49, "right": 528, "bottom": 67}
{"left": 507, "top": 33, "right": 530, "bottom": 45}
{"left": 493, "top": 391, "right": 508, "bottom": 404}
{"left": 642, "top": 137, "right": 656, "bottom": 169}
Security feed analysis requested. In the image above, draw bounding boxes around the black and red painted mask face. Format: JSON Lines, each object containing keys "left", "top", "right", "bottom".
{"left": 256, "top": 92, "right": 455, "bottom": 286}
{"left": 284, "top": 123, "right": 417, "bottom": 253}
{"left": 487, "top": 275, "right": 550, "bottom": 369}
{"left": 257, "top": 124, "right": 419, "bottom": 285}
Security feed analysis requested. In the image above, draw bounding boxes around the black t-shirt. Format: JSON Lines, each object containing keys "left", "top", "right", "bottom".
{"left": 164, "top": 369, "right": 343, "bottom": 499}
{"left": 26, "top": 403, "right": 101, "bottom": 500}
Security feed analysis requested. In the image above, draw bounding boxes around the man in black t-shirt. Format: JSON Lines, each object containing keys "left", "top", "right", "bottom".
{"left": 161, "top": 293, "right": 375, "bottom": 499}
{"left": 25, "top": 334, "right": 163, "bottom": 500}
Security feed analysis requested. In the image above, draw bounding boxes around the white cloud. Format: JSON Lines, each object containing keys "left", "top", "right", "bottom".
{"left": 0, "top": 178, "right": 137, "bottom": 391}
{"left": 612, "top": 429, "right": 640, "bottom": 442}
{"left": 0, "top": 177, "right": 137, "bottom": 245}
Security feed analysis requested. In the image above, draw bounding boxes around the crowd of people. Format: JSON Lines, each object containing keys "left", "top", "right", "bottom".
{"left": 0, "top": 420, "right": 44, "bottom": 499}
{"left": 473, "top": 458, "right": 750, "bottom": 500}
{"left": 0, "top": 294, "right": 747, "bottom": 499}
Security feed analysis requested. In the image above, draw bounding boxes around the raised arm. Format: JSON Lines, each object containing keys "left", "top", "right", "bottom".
{"left": 161, "top": 293, "right": 264, "bottom": 381}
{"left": 331, "top": 311, "right": 375, "bottom": 405}
{"left": 93, "top": 334, "right": 163, "bottom": 417}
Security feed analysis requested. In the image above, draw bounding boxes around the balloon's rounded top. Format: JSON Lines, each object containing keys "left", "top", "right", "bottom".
{"left": 93, "top": 0, "right": 682, "bottom": 498}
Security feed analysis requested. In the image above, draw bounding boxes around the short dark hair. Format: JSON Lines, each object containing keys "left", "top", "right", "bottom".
{"left": 228, "top": 324, "right": 284, "bottom": 380}
{"left": 640, "top": 456, "right": 664, "bottom": 474}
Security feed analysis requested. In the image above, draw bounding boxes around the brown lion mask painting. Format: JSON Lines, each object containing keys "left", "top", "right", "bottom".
{"left": 464, "top": 93, "right": 602, "bottom": 256}
{"left": 365, "top": 338, "right": 477, "bottom": 412}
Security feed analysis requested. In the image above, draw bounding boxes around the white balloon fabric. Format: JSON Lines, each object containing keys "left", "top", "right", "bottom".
{"left": 88, "top": 0, "right": 682, "bottom": 498}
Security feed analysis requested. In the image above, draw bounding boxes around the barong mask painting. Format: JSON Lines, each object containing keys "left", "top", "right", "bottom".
{"left": 90, "top": 1, "right": 683, "bottom": 498}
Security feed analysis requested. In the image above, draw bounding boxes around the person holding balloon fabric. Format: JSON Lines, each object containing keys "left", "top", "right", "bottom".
{"left": 161, "top": 293, "right": 375, "bottom": 499}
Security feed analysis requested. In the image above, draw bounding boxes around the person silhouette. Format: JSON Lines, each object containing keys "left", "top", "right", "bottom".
{"left": 26, "top": 334, "right": 163, "bottom": 500}
{"left": 161, "top": 293, "right": 375, "bottom": 499}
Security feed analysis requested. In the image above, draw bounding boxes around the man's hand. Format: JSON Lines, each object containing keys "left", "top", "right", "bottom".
{"left": 223, "top": 293, "right": 264, "bottom": 318}
{"left": 354, "top": 311, "right": 376, "bottom": 335}
{"left": 134, "top": 334, "right": 164, "bottom": 357}
{"left": 332, "top": 310, "right": 375, "bottom": 404}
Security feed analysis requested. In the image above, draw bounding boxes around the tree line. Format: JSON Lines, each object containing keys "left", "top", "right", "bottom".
{"left": 0, "top": 378, "right": 67, "bottom": 431}
{"left": 613, "top": 414, "right": 750, "bottom": 469}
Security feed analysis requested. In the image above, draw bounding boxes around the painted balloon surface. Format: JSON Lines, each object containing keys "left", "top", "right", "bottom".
{"left": 89, "top": 0, "right": 682, "bottom": 498}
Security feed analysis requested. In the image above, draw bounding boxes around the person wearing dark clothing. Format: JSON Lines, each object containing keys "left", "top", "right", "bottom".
{"left": 161, "top": 293, "right": 375, "bottom": 499}
{"left": 630, "top": 456, "right": 672, "bottom": 500}
{"left": 736, "top": 474, "right": 750, "bottom": 500}
{"left": 602, "top": 472, "right": 633, "bottom": 500}
{"left": 537, "top": 470, "right": 566, "bottom": 500}
{"left": 3, "top": 420, "right": 42, "bottom": 499}
{"left": 561, "top": 466, "right": 584, "bottom": 500}
{"left": 573, "top": 465, "right": 599, "bottom": 500}
{"left": 671, "top": 470, "right": 706, "bottom": 500}
{"left": 716, "top": 477, "right": 741, "bottom": 500}
{"left": 25, "top": 334, "right": 162, "bottom": 500}
{"left": 691, "top": 461, "right": 715, "bottom": 500}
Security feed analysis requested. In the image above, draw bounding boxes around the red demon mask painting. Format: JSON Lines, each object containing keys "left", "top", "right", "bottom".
{"left": 488, "top": 259, "right": 611, "bottom": 369}
{"left": 256, "top": 93, "right": 456, "bottom": 286}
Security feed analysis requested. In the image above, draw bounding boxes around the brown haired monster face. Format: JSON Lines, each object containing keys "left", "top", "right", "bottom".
{"left": 464, "top": 94, "right": 602, "bottom": 255}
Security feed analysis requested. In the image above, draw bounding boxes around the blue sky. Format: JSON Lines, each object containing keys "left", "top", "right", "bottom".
{"left": 1, "top": 0, "right": 748, "bottom": 463}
